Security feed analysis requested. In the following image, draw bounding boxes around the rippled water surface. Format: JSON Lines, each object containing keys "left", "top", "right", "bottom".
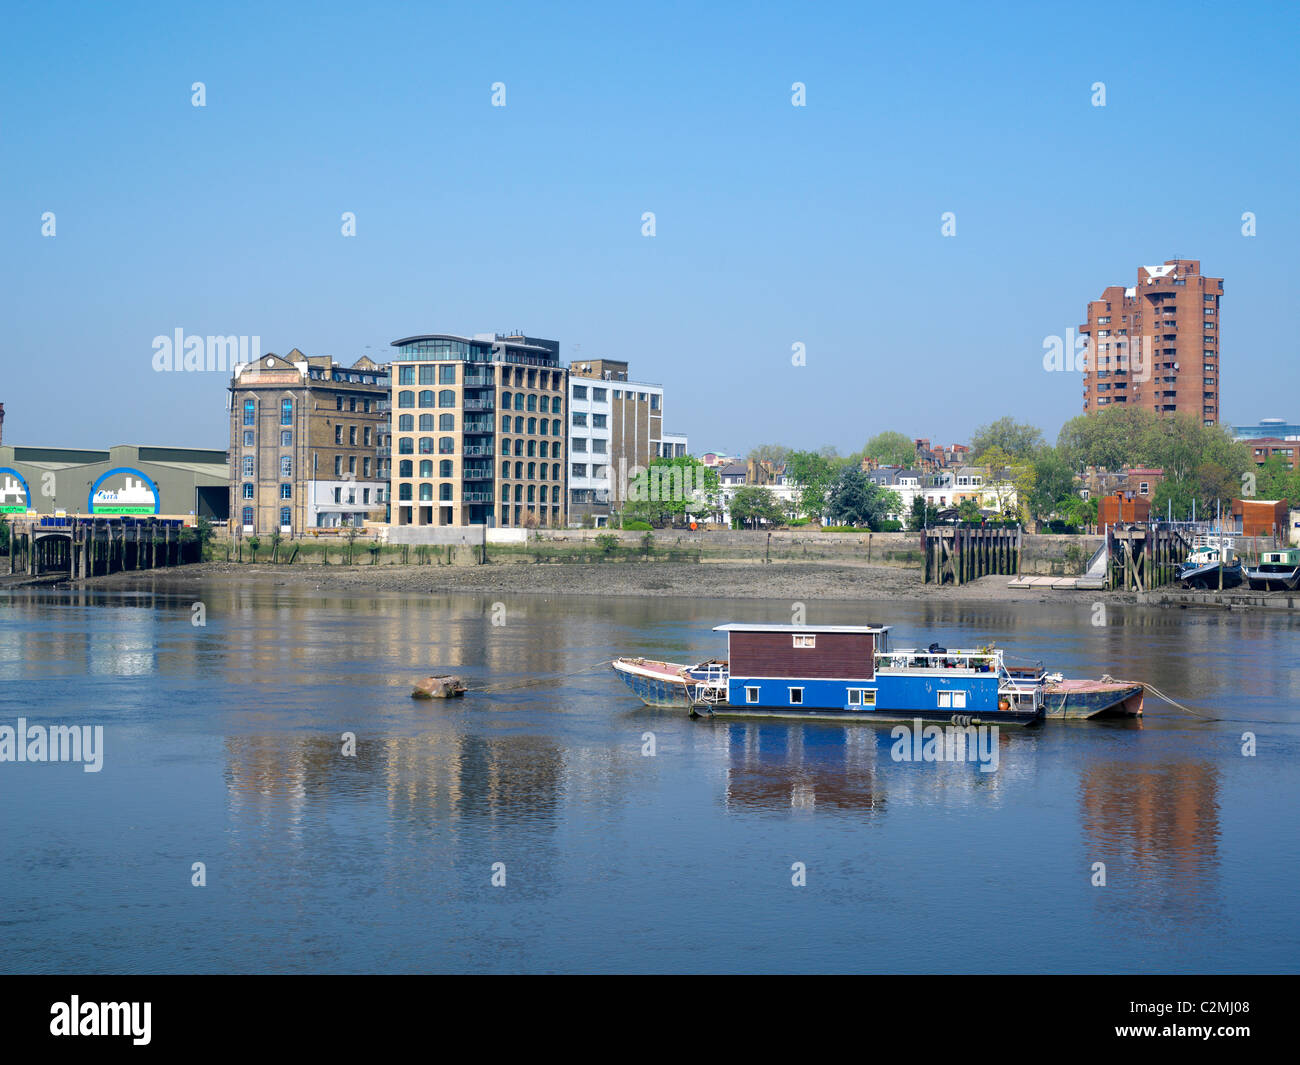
{"left": 1, "top": 581, "right": 1297, "bottom": 973}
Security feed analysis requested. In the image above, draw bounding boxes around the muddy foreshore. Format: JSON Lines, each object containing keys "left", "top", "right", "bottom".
{"left": 65, "top": 560, "right": 1144, "bottom": 604}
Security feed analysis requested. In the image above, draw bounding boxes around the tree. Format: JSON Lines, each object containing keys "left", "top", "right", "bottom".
{"left": 979, "top": 444, "right": 1035, "bottom": 522}
{"left": 1030, "top": 447, "right": 1079, "bottom": 522}
{"left": 907, "top": 496, "right": 940, "bottom": 531}
{"left": 1151, "top": 476, "right": 1199, "bottom": 522}
{"left": 729, "top": 485, "right": 785, "bottom": 529}
{"left": 825, "top": 468, "right": 888, "bottom": 528}
{"left": 863, "top": 431, "right": 916, "bottom": 468}
{"left": 879, "top": 489, "right": 904, "bottom": 519}
{"left": 1255, "top": 455, "right": 1300, "bottom": 505}
{"left": 746, "top": 444, "right": 790, "bottom": 466}
{"left": 624, "top": 456, "right": 720, "bottom": 526}
{"left": 957, "top": 497, "right": 984, "bottom": 523}
{"left": 784, "top": 450, "right": 839, "bottom": 521}
{"left": 970, "top": 417, "right": 1045, "bottom": 462}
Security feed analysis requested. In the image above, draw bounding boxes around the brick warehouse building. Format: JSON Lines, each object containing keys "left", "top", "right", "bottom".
{"left": 388, "top": 334, "right": 567, "bottom": 529}
{"left": 228, "top": 350, "right": 390, "bottom": 535}
{"left": 1080, "top": 259, "right": 1223, "bottom": 425}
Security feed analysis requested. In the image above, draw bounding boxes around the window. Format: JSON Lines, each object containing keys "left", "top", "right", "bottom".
{"left": 592, "top": 414, "right": 607, "bottom": 428}
{"left": 242, "top": 483, "right": 254, "bottom": 499}
{"left": 398, "top": 438, "right": 413, "bottom": 454}
{"left": 280, "top": 430, "right": 292, "bottom": 447}
{"left": 440, "top": 414, "right": 454, "bottom": 431}
{"left": 514, "top": 417, "right": 524, "bottom": 433}
{"left": 242, "top": 456, "right": 254, "bottom": 477}
{"left": 419, "top": 390, "right": 435, "bottom": 408}
{"left": 573, "top": 412, "right": 588, "bottom": 427}
{"left": 349, "top": 426, "right": 357, "bottom": 446}
{"left": 440, "top": 484, "right": 452, "bottom": 501}
{"left": 552, "top": 463, "right": 560, "bottom": 480}
{"left": 793, "top": 634, "right": 816, "bottom": 648}
{"left": 419, "top": 365, "right": 436, "bottom": 385}
{"left": 280, "top": 456, "right": 292, "bottom": 479}
{"left": 419, "top": 437, "right": 435, "bottom": 454}
{"left": 439, "top": 437, "right": 455, "bottom": 454}
{"left": 243, "top": 430, "right": 254, "bottom": 447}
{"left": 398, "top": 391, "right": 414, "bottom": 408}
{"left": 439, "top": 390, "right": 456, "bottom": 408}
{"left": 336, "top": 396, "right": 345, "bottom": 410}
{"left": 439, "top": 460, "right": 452, "bottom": 478}
{"left": 399, "top": 460, "right": 413, "bottom": 477}
{"left": 242, "top": 506, "right": 254, "bottom": 527}
{"left": 847, "top": 689, "right": 876, "bottom": 706}
{"left": 573, "top": 463, "right": 587, "bottom": 478}
{"left": 651, "top": 394, "right": 660, "bottom": 410}
{"left": 440, "top": 364, "right": 456, "bottom": 384}
{"left": 399, "top": 484, "right": 412, "bottom": 501}
{"left": 789, "top": 687, "right": 804, "bottom": 705}
{"left": 745, "top": 686, "right": 760, "bottom": 704}
{"left": 419, "top": 484, "right": 433, "bottom": 502}
{"left": 573, "top": 385, "right": 588, "bottom": 400}
{"left": 527, "top": 395, "right": 537, "bottom": 412}
{"left": 592, "top": 388, "right": 606, "bottom": 401}
{"left": 573, "top": 438, "right": 588, "bottom": 453}
{"left": 281, "top": 399, "right": 293, "bottom": 425}
{"left": 398, "top": 414, "right": 413, "bottom": 432}
{"left": 592, "top": 439, "right": 607, "bottom": 454}
{"left": 399, "top": 366, "right": 415, "bottom": 385}
{"left": 363, "top": 458, "right": 371, "bottom": 478}
{"left": 279, "top": 484, "right": 292, "bottom": 499}
{"left": 243, "top": 399, "right": 255, "bottom": 426}
{"left": 364, "top": 427, "right": 372, "bottom": 446}
{"left": 502, "top": 416, "right": 512, "bottom": 432}
{"left": 937, "top": 691, "right": 967, "bottom": 709}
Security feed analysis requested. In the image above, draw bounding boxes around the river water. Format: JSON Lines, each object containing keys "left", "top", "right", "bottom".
{"left": 1, "top": 580, "right": 1297, "bottom": 973}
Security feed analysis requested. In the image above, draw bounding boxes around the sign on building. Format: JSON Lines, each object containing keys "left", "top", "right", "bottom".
{"left": 88, "top": 468, "right": 160, "bottom": 515}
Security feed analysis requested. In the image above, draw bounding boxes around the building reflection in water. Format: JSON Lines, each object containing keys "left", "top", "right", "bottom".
{"left": 1079, "top": 759, "right": 1221, "bottom": 921}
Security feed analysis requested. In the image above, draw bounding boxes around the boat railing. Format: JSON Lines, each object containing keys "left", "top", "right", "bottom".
{"left": 876, "top": 648, "right": 1001, "bottom": 673}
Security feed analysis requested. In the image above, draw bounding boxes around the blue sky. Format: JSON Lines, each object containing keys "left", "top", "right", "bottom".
{"left": 3, "top": 0, "right": 1297, "bottom": 454}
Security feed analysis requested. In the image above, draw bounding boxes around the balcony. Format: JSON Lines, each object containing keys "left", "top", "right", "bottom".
{"left": 463, "top": 373, "right": 495, "bottom": 388}
{"left": 462, "top": 467, "right": 493, "bottom": 481}
{"left": 462, "top": 491, "right": 494, "bottom": 503}
{"left": 463, "top": 444, "right": 495, "bottom": 457}
{"left": 463, "top": 398, "right": 495, "bottom": 411}
{"left": 463, "top": 419, "right": 495, "bottom": 434}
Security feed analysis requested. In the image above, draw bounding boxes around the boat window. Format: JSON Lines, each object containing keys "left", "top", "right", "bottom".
{"left": 848, "top": 688, "right": 876, "bottom": 706}
{"left": 789, "top": 687, "right": 804, "bottom": 704}
{"left": 793, "top": 635, "right": 815, "bottom": 648}
{"left": 745, "top": 686, "right": 760, "bottom": 704}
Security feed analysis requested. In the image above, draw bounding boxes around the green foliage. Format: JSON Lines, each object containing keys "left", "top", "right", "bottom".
{"left": 0, "top": 515, "right": 8, "bottom": 554}
{"left": 1255, "top": 454, "right": 1300, "bottom": 505}
{"left": 639, "top": 531, "right": 655, "bottom": 556}
{"left": 622, "top": 520, "right": 652, "bottom": 531}
{"left": 970, "top": 417, "right": 1045, "bottom": 461}
{"left": 729, "top": 485, "right": 785, "bottom": 529}
{"left": 1029, "top": 447, "right": 1080, "bottom": 521}
{"left": 784, "top": 450, "right": 840, "bottom": 520}
{"left": 876, "top": 519, "right": 904, "bottom": 532}
{"left": 1151, "top": 475, "right": 1199, "bottom": 521}
{"left": 826, "top": 468, "right": 888, "bottom": 528}
{"left": 594, "top": 533, "right": 620, "bottom": 555}
{"left": 624, "top": 456, "right": 720, "bottom": 526}
{"left": 957, "top": 497, "right": 984, "bottom": 523}
{"left": 907, "top": 496, "right": 940, "bottom": 531}
{"left": 246, "top": 535, "right": 260, "bottom": 561}
{"left": 863, "top": 431, "right": 916, "bottom": 468}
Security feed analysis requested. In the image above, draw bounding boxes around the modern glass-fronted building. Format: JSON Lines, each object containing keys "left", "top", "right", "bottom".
{"left": 388, "top": 334, "right": 567, "bottom": 528}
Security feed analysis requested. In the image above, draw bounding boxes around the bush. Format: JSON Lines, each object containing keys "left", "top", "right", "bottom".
{"left": 875, "top": 520, "right": 903, "bottom": 532}
{"left": 594, "top": 533, "right": 620, "bottom": 555}
{"left": 622, "top": 520, "right": 652, "bottom": 531}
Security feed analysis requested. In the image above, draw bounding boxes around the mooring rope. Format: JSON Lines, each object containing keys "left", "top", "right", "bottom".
{"left": 1139, "top": 681, "right": 1221, "bottom": 721}
{"left": 465, "top": 659, "right": 614, "bottom": 694}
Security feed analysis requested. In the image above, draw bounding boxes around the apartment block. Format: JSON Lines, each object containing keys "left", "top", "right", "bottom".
{"left": 1080, "top": 259, "right": 1223, "bottom": 425}
{"left": 229, "top": 350, "right": 390, "bottom": 535}
{"left": 568, "top": 358, "right": 668, "bottom": 523}
{"left": 389, "top": 334, "right": 567, "bottom": 529}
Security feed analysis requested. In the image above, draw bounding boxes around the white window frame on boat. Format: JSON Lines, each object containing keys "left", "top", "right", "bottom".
{"left": 937, "top": 691, "right": 967, "bottom": 709}
{"left": 745, "top": 686, "right": 760, "bottom": 703}
{"left": 847, "top": 688, "right": 876, "bottom": 706}
{"left": 789, "top": 687, "right": 804, "bottom": 704}
{"left": 793, "top": 635, "right": 815, "bottom": 648}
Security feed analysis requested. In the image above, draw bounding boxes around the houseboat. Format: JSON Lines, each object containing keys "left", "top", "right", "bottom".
{"left": 613, "top": 624, "right": 1045, "bottom": 725}
{"left": 1245, "top": 548, "right": 1300, "bottom": 591}
{"left": 1177, "top": 535, "right": 1243, "bottom": 589}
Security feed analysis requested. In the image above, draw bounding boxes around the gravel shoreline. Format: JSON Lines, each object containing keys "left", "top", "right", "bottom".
{"left": 72, "top": 560, "right": 1136, "bottom": 604}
